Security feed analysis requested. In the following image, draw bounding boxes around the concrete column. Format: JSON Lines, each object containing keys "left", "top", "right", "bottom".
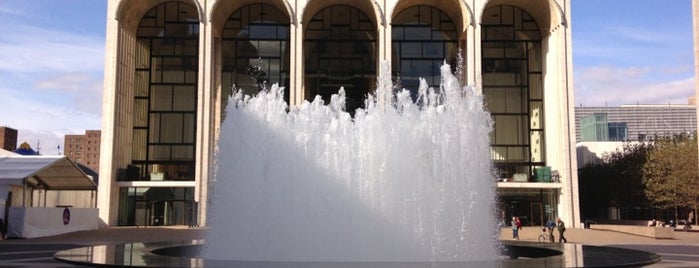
{"left": 195, "top": 10, "right": 213, "bottom": 227}
{"left": 292, "top": 22, "right": 304, "bottom": 106}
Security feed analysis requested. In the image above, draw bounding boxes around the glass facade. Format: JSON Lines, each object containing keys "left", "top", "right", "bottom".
{"left": 482, "top": 5, "right": 544, "bottom": 182}
{"left": 580, "top": 113, "right": 609, "bottom": 142}
{"left": 118, "top": 2, "right": 199, "bottom": 226}
{"left": 130, "top": 2, "right": 199, "bottom": 182}
{"left": 304, "top": 5, "right": 376, "bottom": 113}
{"left": 391, "top": 5, "right": 458, "bottom": 97}
{"left": 498, "top": 188, "right": 559, "bottom": 227}
{"left": 221, "top": 4, "right": 290, "bottom": 114}
{"left": 117, "top": 187, "right": 196, "bottom": 226}
{"left": 608, "top": 122, "right": 628, "bottom": 141}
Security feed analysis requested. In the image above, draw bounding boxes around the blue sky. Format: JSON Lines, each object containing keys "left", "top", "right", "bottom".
{"left": 0, "top": 0, "right": 695, "bottom": 154}
{"left": 572, "top": 0, "right": 694, "bottom": 107}
{"left": 0, "top": 0, "right": 106, "bottom": 154}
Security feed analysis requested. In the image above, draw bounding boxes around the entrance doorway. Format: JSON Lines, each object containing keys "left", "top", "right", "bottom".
{"left": 531, "top": 202, "right": 543, "bottom": 226}
{"left": 118, "top": 187, "right": 195, "bottom": 226}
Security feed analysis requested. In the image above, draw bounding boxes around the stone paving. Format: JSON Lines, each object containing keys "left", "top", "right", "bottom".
{"left": 0, "top": 225, "right": 697, "bottom": 267}
{"left": 501, "top": 226, "right": 699, "bottom": 267}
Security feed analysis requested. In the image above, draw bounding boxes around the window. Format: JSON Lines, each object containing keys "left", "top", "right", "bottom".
{"left": 131, "top": 2, "right": 199, "bottom": 181}
{"left": 392, "top": 5, "right": 458, "bottom": 97}
{"left": 304, "top": 5, "right": 376, "bottom": 114}
{"left": 482, "top": 6, "right": 544, "bottom": 181}
{"left": 220, "top": 3, "right": 290, "bottom": 116}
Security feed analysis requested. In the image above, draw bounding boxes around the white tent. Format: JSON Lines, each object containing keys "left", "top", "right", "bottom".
{"left": 0, "top": 155, "right": 96, "bottom": 191}
{"left": 0, "top": 155, "right": 98, "bottom": 238}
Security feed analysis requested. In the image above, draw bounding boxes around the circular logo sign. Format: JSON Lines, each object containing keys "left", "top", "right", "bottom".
{"left": 62, "top": 207, "right": 70, "bottom": 225}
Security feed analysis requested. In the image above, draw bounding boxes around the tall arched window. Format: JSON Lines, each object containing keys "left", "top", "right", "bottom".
{"left": 392, "top": 5, "right": 458, "bottom": 97}
{"left": 131, "top": 2, "right": 199, "bottom": 182}
{"left": 481, "top": 5, "right": 544, "bottom": 180}
{"left": 304, "top": 5, "right": 376, "bottom": 113}
{"left": 221, "top": 3, "right": 290, "bottom": 112}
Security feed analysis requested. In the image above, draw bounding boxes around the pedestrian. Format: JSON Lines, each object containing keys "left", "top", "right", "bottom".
{"left": 511, "top": 216, "right": 519, "bottom": 240}
{"left": 689, "top": 211, "right": 694, "bottom": 225}
{"left": 556, "top": 217, "right": 567, "bottom": 243}
{"left": 545, "top": 218, "right": 556, "bottom": 242}
{"left": 0, "top": 218, "right": 4, "bottom": 240}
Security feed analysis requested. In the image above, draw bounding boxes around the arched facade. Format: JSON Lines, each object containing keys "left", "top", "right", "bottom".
{"left": 101, "top": 0, "right": 579, "bottom": 228}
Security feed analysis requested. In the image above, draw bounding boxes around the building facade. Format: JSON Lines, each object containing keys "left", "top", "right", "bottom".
{"left": 64, "top": 130, "right": 102, "bottom": 173}
{"left": 575, "top": 105, "right": 697, "bottom": 142}
{"left": 0, "top": 126, "right": 18, "bottom": 152}
{"left": 100, "top": 0, "right": 579, "bottom": 228}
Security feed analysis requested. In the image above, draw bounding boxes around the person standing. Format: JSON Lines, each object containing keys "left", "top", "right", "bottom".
{"left": 511, "top": 216, "right": 519, "bottom": 240}
{"left": 556, "top": 217, "right": 567, "bottom": 243}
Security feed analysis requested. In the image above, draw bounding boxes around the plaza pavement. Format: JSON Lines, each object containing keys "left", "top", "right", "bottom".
{"left": 0, "top": 225, "right": 697, "bottom": 267}
{"left": 500, "top": 225, "right": 699, "bottom": 267}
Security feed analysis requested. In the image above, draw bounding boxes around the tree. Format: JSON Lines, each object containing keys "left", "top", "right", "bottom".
{"left": 605, "top": 142, "right": 652, "bottom": 211}
{"left": 643, "top": 134, "right": 699, "bottom": 223}
{"left": 578, "top": 142, "right": 652, "bottom": 220}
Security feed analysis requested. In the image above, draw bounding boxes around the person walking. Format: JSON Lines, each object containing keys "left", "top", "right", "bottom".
{"left": 689, "top": 211, "right": 694, "bottom": 225}
{"left": 545, "top": 218, "right": 556, "bottom": 242}
{"left": 511, "top": 216, "right": 519, "bottom": 240}
{"left": 556, "top": 217, "right": 567, "bottom": 243}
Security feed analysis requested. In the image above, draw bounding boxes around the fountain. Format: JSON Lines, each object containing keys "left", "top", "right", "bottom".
{"left": 205, "top": 62, "right": 498, "bottom": 263}
{"left": 53, "top": 62, "right": 662, "bottom": 267}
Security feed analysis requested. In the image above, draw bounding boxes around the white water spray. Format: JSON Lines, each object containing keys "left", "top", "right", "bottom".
{"left": 206, "top": 62, "right": 498, "bottom": 262}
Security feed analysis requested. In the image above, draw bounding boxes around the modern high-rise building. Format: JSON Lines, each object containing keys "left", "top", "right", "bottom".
{"left": 575, "top": 105, "right": 697, "bottom": 142}
{"left": 64, "top": 130, "right": 102, "bottom": 173}
{"left": 100, "top": 0, "right": 579, "bottom": 228}
{"left": 0, "top": 126, "right": 18, "bottom": 152}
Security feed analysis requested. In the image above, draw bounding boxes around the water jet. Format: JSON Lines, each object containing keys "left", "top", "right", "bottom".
{"left": 205, "top": 62, "right": 497, "bottom": 262}
{"left": 54, "top": 63, "right": 661, "bottom": 267}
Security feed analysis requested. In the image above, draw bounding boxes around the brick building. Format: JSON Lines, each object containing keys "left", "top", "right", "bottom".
{"left": 64, "top": 130, "right": 101, "bottom": 173}
{"left": 0, "top": 126, "right": 18, "bottom": 151}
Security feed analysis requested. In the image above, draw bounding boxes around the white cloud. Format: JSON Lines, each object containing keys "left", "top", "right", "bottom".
{"left": 607, "top": 25, "right": 682, "bottom": 45}
{"left": 35, "top": 73, "right": 104, "bottom": 115}
{"left": 0, "top": 5, "right": 27, "bottom": 17}
{"left": 0, "top": 17, "right": 105, "bottom": 151}
{"left": 13, "top": 129, "right": 66, "bottom": 156}
{"left": 0, "top": 24, "right": 104, "bottom": 74}
{"left": 0, "top": 86, "right": 101, "bottom": 154}
{"left": 574, "top": 65, "right": 695, "bottom": 107}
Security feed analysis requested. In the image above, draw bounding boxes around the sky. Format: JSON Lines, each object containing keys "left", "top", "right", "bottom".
{"left": 0, "top": 0, "right": 695, "bottom": 154}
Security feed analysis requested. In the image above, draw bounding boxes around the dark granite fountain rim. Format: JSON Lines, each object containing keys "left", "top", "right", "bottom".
{"left": 54, "top": 240, "right": 661, "bottom": 268}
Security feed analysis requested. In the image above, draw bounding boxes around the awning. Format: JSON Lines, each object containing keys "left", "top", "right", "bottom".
{"left": 0, "top": 156, "right": 97, "bottom": 190}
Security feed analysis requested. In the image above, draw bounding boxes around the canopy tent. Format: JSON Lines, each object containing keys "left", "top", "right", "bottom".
{"left": 0, "top": 155, "right": 96, "bottom": 191}
{"left": 0, "top": 155, "right": 99, "bottom": 239}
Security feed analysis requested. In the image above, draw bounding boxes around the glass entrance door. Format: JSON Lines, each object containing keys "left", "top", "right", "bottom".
{"left": 118, "top": 187, "right": 196, "bottom": 226}
{"left": 531, "top": 202, "right": 543, "bottom": 226}
{"left": 149, "top": 201, "right": 167, "bottom": 226}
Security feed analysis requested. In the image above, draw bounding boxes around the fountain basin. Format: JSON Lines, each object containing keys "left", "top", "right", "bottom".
{"left": 54, "top": 240, "right": 660, "bottom": 267}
